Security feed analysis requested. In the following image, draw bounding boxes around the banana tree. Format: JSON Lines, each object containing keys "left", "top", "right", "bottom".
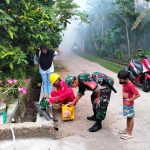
{"left": 132, "top": 9, "right": 150, "bottom": 30}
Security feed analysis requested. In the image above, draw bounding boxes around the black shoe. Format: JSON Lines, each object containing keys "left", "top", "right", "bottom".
{"left": 87, "top": 115, "right": 96, "bottom": 121}
{"left": 89, "top": 122, "right": 102, "bottom": 132}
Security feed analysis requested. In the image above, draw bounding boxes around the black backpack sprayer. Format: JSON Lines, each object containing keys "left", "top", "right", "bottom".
{"left": 79, "top": 72, "right": 117, "bottom": 93}
{"left": 34, "top": 97, "right": 58, "bottom": 131}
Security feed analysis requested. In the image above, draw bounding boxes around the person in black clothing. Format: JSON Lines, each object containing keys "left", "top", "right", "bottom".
{"left": 34, "top": 45, "right": 58, "bottom": 98}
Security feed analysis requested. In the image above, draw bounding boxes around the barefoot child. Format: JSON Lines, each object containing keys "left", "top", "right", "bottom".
{"left": 117, "top": 70, "right": 140, "bottom": 140}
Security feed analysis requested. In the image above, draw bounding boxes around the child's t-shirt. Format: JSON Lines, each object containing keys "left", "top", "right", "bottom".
{"left": 123, "top": 81, "right": 139, "bottom": 106}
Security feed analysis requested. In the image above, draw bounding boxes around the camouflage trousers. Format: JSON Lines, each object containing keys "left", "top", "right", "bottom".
{"left": 91, "top": 87, "right": 111, "bottom": 121}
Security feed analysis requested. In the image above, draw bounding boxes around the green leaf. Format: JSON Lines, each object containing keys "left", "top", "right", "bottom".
{"left": 0, "top": 9, "right": 6, "bottom": 14}
{"left": 23, "top": 59, "right": 28, "bottom": 64}
{"left": 1, "top": 52, "right": 14, "bottom": 58}
{"left": 9, "top": 62, "right": 13, "bottom": 70}
{"left": 8, "top": 29, "right": 14, "bottom": 39}
{"left": 132, "top": 9, "right": 150, "bottom": 30}
{"left": 6, "top": 0, "right": 10, "bottom": 4}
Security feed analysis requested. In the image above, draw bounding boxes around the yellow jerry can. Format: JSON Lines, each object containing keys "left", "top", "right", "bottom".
{"left": 62, "top": 104, "right": 74, "bottom": 121}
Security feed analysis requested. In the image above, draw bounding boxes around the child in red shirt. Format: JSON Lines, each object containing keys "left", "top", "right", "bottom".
{"left": 118, "top": 70, "right": 140, "bottom": 140}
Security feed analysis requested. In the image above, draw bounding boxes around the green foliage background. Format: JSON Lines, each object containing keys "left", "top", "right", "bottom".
{"left": 77, "top": 0, "right": 150, "bottom": 61}
{"left": 0, "top": 0, "right": 84, "bottom": 79}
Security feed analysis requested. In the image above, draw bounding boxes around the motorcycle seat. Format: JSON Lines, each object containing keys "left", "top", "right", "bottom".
{"left": 145, "top": 55, "right": 150, "bottom": 60}
{"left": 132, "top": 59, "right": 142, "bottom": 70}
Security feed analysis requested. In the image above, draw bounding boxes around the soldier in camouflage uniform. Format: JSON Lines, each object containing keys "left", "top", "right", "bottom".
{"left": 65, "top": 72, "right": 116, "bottom": 132}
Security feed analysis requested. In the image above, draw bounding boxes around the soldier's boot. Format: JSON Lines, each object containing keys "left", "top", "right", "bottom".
{"left": 87, "top": 108, "right": 96, "bottom": 121}
{"left": 87, "top": 114, "right": 96, "bottom": 121}
{"left": 88, "top": 120, "right": 102, "bottom": 132}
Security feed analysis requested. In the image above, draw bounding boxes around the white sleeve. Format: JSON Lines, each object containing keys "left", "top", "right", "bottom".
{"left": 54, "top": 51, "right": 58, "bottom": 56}
{"left": 34, "top": 55, "right": 39, "bottom": 65}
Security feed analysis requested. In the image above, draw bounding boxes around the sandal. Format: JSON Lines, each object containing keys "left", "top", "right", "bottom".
{"left": 119, "top": 129, "right": 127, "bottom": 134}
{"left": 120, "top": 134, "right": 133, "bottom": 140}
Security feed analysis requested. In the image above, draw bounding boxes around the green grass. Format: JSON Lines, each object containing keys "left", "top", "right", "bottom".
{"left": 55, "top": 60, "right": 67, "bottom": 72}
{"left": 80, "top": 54, "right": 124, "bottom": 73}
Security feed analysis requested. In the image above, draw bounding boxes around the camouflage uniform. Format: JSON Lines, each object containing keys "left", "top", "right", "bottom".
{"left": 91, "top": 87, "right": 111, "bottom": 120}
{"left": 92, "top": 72, "right": 114, "bottom": 121}
{"left": 78, "top": 72, "right": 114, "bottom": 121}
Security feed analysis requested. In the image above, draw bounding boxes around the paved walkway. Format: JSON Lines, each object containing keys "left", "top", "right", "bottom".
{"left": 55, "top": 52, "right": 150, "bottom": 150}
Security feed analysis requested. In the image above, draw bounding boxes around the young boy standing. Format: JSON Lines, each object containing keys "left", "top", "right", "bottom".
{"left": 117, "top": 70, "right": 140, "bottom": 140}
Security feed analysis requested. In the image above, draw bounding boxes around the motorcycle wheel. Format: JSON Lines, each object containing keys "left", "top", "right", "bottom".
{"left": 142, "top": 79, "right": 150, "bottom": 92}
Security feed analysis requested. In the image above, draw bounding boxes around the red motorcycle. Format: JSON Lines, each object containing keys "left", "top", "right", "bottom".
{"left": 127, "top": 55, "right": 150, "bottom": 92}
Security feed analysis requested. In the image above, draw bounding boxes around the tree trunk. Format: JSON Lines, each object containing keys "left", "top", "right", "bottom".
{"left": 82, "top": 29, "right": 85, "bottom": 52}
{"left": 101, "top": 17, "right": 104, "bottom": 49}
{"left": 90, "top": 24, "right": 98, "bottom": 51}
{"left": 134, "top": 0, "right": 138, "bottom": 11}
{"left": 125, "top": 20, "right": 131, "bottom": 57}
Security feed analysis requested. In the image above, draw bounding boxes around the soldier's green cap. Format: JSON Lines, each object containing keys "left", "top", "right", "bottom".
{"left": 65, "top": 75, "right": 75, "bottom": 87}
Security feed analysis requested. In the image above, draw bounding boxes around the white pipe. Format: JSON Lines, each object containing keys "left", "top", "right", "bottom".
{"left": 10, "top": 125, "right": 16, "bottom": 141}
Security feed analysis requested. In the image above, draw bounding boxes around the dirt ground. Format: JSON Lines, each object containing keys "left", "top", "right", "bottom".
{"left": 22, "top": 80, "right": 40, "bottom": 122}
{"left": 54, "top": 52, "right": 150, "bottom": 150}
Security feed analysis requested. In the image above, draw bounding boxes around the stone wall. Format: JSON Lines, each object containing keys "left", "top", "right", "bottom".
{"left": 0, "top": 79, "right": 56, "bottom": 140}
{"left": 8, "top": 80, "right": 31, "bottom": 123}
{"left": 0, "top": 122, "right": 55, "bottom": 140}
{"left": 13, "top": 94, "right": 29, "bottom": 123}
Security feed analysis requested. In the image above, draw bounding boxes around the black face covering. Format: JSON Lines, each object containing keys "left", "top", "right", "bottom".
{"left": 119, "top": 81, "right": 126, "bottom": 84}
{"left": 53, "top": 81, "right": 61, "bottom": 88}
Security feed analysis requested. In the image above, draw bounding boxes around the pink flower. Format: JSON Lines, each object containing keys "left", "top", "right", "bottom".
{"left": 18, "top": 87, "right": 23, "bottom": 92}
{"left": 13, "top": 79, "right": 18, "bottom": 84}
{"left": 7, "top": 79, "right": 13, "bottom": 85}
{"left": 18, "top": 87, "right": 27, "bottom": 95}
{"left": 22, "top": 88, "right": 27, "bottom": 95}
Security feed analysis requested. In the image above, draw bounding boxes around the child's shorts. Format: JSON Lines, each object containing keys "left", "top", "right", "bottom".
{"left": 123, "top": 105, "right": 135, "bottom": 118}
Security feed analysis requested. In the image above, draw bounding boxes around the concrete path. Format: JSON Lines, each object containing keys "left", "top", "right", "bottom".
{"left": 0, "top": 135, "right": 86, "bottom": 150}
{"left": 55, "top": 52, "right": 150, "bottom": 150}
